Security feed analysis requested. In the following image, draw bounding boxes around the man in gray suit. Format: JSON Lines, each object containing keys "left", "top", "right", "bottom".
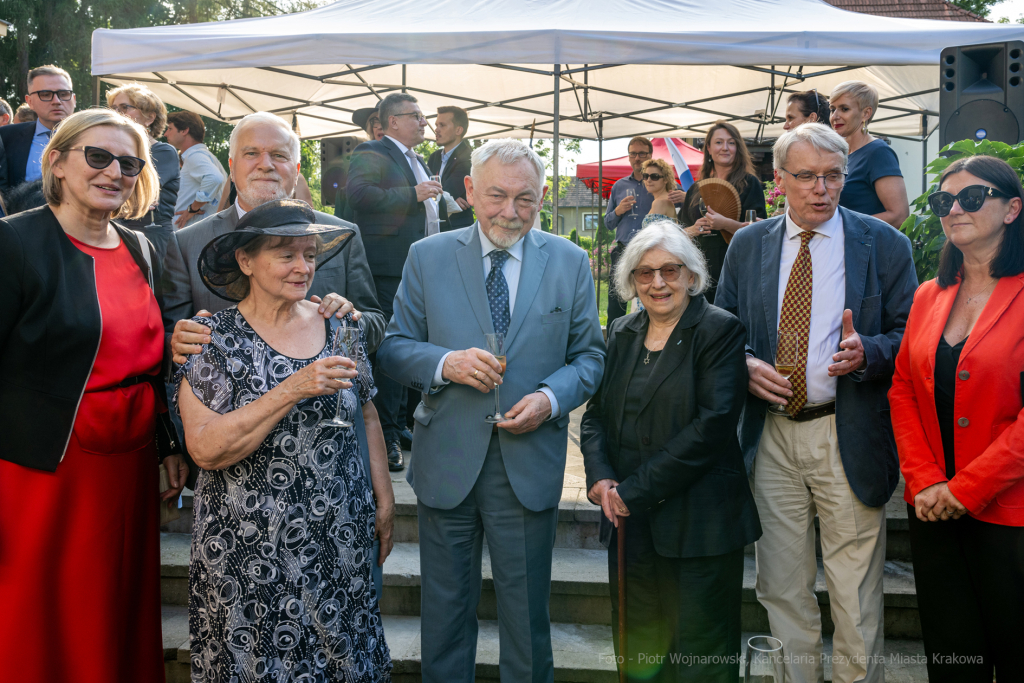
{"left": 164, "top": 111, "right": 385, "bottom": 364}
{"left": 376, "top": 139, "right": 606, "bottom": 683}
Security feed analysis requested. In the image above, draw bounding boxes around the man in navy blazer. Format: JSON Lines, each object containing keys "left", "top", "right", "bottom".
{"left": 0, "top": 65, "right": 76, "bottom": 192}
{"left": 346, "top": 92, "right": 443, "bottom": 471}
{"left": 427, "top": 105, "right": 475, "bottom": 230}
{"left": 716, "top": 124, "right": 917, "bottom": 683}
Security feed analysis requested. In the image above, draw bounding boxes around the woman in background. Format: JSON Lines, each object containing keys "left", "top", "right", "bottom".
{"left": 783, "top": 89, "right": 831, "bottom": 130}
{"left": 641, "top": 158, "right": 679, "bottom": 228}
{"left": 830, "top": 80, "right": 910, "bottom": 228}
{"left": 107, "top": 83, "right": 180, "bottom": 259}
{"left": 680, "top": 121, "right": 767, "bottom": 302}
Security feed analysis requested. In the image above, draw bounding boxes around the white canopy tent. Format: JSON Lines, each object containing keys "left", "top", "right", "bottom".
{"left": 91, "top": 0, "right": 1024, "bottom": 298}
{"left": 91, "top": 0, "right": 1024, "bottom": 141}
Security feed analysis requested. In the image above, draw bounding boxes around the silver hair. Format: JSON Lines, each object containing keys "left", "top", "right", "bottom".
{"left": 614, "top": 220, "right": 709, "bottom": 300}
{"left": 470, "top": 139, "right": 546, "bottom": 192}
{"left": 229, "top": 112, "right": 300, "bottom": 162}
{"left": 773, "top": 122, "right": 849, "bottom": 172}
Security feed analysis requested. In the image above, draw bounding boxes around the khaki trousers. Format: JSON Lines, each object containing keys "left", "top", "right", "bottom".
{"left": 753, "top": 411, "right": 886, "bottom": 683}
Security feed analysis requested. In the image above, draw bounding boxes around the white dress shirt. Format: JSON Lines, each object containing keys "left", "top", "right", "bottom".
{"left": 431, "top": 225, "right": 560, "bottom": 417}
{"left": 384, "top": 135, "right": 440, "bottom": 235}
{"left": 778, "top": 209, "right": 846, "bottom": 404}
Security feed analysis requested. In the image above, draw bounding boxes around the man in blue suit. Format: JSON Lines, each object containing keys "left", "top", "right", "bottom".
{"left": 377, "top": 139, "right": 606, "bottom": 683}
{"left": 347, "top": 92, "right": 443, "bottom": 471}
{"left": 716, "top": 123, "right": 917, "bottom": 683}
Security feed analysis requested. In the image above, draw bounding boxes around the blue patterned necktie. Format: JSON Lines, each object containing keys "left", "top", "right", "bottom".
{"left": 486, "top": 250, "right": 511, "bottom": 337}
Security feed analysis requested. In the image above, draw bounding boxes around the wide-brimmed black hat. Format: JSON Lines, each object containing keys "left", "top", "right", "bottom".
{"left": 198, "top": 199, "right": 355, "bottom": 302}
{"left": 352, "top": 106, "right": 380, "bottom": 132}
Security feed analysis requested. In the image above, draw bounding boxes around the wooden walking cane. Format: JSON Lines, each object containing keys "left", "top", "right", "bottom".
{"left": 617, "top": 514, "right": 627, "bottom": 683}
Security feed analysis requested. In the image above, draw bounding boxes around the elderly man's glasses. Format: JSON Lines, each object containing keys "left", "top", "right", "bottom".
{"left": 628, "top": 151, "right": 651, "bottom": 159}
{"left": 642, "top": 173, "right": 665, "bottom": 181}
{"left": 29, "top": 89, "right": 74, "bottom": 102}
{"left": 779, "top": 168, "right": 846, "bottom": 189}
{"left": 112, "top": 103, "right": 139, "bottom": 115}
{"left": 928, "top": 185, "right": 1011, "bottom": 217}
{"left": 632, "top": 264, "right": 685, "bottom": 284}
{"left": 69, "top": 146, "right": 147, "bottom": 177}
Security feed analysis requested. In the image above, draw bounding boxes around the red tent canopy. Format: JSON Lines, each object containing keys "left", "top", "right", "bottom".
{"left": 576, "top": 138, "right": 704, "bottom": 199}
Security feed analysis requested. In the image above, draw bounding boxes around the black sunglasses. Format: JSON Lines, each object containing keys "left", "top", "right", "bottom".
{"left": 928, "top": 185, "right": 1011, "bottom": 217}
{"left": 642, "top": 173, "right": 665, "bottom": 181}
{"left": 29, "top": 89, "right": 74, "bottom": 102}
{"left": 69, "top": 146, "right": 147, "bottom": 177}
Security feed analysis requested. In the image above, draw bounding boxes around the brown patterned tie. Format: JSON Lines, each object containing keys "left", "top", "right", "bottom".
{"left": 779, "top": 230, "right": 815, "bottom": 416}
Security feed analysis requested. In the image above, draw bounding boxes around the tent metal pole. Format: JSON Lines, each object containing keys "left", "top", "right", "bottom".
{"left": 93, "top": 76, "right": 101, "bottom": 107}
{"left": 402, "top": 66, "right": 406, "bottom": 93}
{"left": 921, "top": 113, "right": 928, "bottom": 194}
{"left": 596, "top": 117, "right": 603, "bottom": 312}
{"left": 553, "top": 64, "right": 561, "bottom": 235}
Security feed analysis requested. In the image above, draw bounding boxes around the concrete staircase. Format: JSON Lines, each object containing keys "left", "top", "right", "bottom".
{"left": 160, "top": 408, "right": 928, "bottom": 682}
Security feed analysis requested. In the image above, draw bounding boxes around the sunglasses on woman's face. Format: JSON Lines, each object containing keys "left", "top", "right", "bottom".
{"left": 642, "top": 173, "right": 665, "bottom": 181}
{"left": 68, "top": 146, "right": 147, "bottom": 177}
{"left": 632, "top": 264, "right": 685, "bottom": 284}
{"left": 928, "top": 184, "right": 1010, "bottom": 217}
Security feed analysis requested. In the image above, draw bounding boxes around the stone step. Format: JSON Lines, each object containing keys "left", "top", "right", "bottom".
{"left": 160, "top": 535, "right": 921, "bottom": 638}
{"left": 159, "top": 608, "right": 927, "bottom": 682}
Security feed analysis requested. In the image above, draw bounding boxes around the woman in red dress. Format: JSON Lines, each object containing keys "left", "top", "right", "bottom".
{"left": 0, "top": 109, "right": 188, "bottom": 682}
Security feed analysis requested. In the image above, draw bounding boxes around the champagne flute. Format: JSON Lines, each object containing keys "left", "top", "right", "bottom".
{"left": 746, "top": 209, "right": 758, "bottom": 223}
{"left": 483, "top": 333, "right": 506, "bottom": 424}
{"left": 625, "top": 188, "right": 638, "bottom": 217}
{"left": 770, "top": 331, "right": 798, "bottom": 415}
{"left": 745, "top": 636, "right": 785, "bottom": 683}
{"left": 319, "top": 322, "right": 358, "bottom": 428}
{"left": 429, "top": 174, "right": 442, "bottom": 200}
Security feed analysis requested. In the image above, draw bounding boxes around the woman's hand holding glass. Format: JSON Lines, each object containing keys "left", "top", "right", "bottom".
{"left": 281, "top": 355, "right": 357, "bottom": 401}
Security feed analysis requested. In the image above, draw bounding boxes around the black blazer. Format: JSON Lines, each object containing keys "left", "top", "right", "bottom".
{"left": 346, "top": 137, "right": 429, "bottom": 278}
{"left": 0, "top": 205, "right": 174, "bottom": 471}
{"left": 581, "top": 296, "right": 761, "bottom": 558}
{"left": 427, "top": 140, "right": 475, "bottom": 230}
{"left": 0, "top": 121, "right": 35, "bottom": 191}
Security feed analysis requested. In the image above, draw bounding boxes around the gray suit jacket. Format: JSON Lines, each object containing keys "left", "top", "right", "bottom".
{"left": 161, "top": 204, "right": 385, "bottom": 353}
{"left": 715, "top": 207, "right": 918, "bottom": 508}
{"left": 376, "top": 224, "right": 606, "bottom": 512}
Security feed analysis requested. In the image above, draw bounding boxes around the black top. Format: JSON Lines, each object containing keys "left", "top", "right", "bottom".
{"left": 619, "top": 348, "right": 662, "bottom": 451}
{"left": 580, "top": 296, "right": 762, "bottom": 558}
{"left": 935, "top": 335, "right": 967, "bottom": 479}
{"left": 0, "top": 205, "right": 176, "bottom": 471}
{"left": 679, "top": 173, "right": 767, "bottom": 303}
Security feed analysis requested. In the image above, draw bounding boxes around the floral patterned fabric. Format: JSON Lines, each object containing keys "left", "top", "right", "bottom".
{"left": 175, "top": 308, "right": 390, "bottom": 683}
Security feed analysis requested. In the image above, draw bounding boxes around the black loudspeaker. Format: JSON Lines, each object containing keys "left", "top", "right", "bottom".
{"left": 320, "top": 136, "right": 362, "bottom": 205}
{"left": 940, "top": 41, "right": 1024, "bottom": 147}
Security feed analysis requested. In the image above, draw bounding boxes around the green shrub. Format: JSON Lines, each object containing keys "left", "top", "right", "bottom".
{"left": 568, "top": 228, "right": 579, "bottom": 245}
{"left": 901, "top": 138, "right": 1024, "bottom": 283}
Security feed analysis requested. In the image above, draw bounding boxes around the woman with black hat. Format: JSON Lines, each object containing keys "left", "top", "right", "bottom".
{"left": 354, "top": 106, "right": 384, "bottom": 141}
{"left": 175, "top": 198, "right": 394, "bottom": 682}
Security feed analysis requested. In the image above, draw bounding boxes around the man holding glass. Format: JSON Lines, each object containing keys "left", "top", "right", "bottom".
{"left": 0, "top": 65, "right": 76, "bottom": 192}
{"left": 603, "top": 136, "right": 685, "bottom": 325}
{"left": 377, "top": 139, "right": 605, "bottom": 683}
{"left": 715, "top": 123, "right": 917, "bottom": 683}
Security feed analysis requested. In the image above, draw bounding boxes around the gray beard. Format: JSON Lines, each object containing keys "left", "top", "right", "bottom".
{"left": 237, "top": 179, "right": 290, "bottom": 209}
{"left": 486, "top": 218, "right": 527, "bottom": 249}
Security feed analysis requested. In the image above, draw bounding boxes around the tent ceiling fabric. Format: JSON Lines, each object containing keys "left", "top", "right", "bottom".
{"left": 92, "top": 0, "right": 1024, "bottom": 140}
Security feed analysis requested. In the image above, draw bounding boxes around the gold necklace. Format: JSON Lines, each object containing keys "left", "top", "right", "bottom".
{"left": 963, "top": 278, "right": 997, "bottom": 305}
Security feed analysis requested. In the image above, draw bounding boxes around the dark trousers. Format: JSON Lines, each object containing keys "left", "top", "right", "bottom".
{"left": 369, "top": 275, "right": 406, "bottom": 443}
{"left": 609, "top": 512, "right": 743, "bottom": 683}
{"left": 607, "top": 242, "right": 629, "bottom": 326}
{"left": 907, "top": 504, "right": 1024, "bottom": 683}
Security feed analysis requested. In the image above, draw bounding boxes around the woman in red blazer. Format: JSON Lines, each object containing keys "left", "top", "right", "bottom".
{"left": 890, "top": 154, "right": 1024, "bottom": 683}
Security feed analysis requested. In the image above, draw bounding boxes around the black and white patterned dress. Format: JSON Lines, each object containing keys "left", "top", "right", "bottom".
{"left": 175, "top": 308, "right": 391, "bottom": 683}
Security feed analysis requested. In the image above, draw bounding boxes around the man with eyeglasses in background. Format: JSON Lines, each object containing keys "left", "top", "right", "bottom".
{"left": 603, "top": 136, "right": 686, "bottom": 326}
{"left": 0, "top": 65, "right": 76, "bottom": 193}
{"left": 347, "top": 92, "right": 443, "bottom": 472}
{"left": 715, "top": 123, "right": 917, "bottom": 683}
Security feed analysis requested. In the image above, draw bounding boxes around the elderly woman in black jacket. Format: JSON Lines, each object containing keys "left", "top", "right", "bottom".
{"left": 582, "top": 219, "right": 761, "bottom": 683}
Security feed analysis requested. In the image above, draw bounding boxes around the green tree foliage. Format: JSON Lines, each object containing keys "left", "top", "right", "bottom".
{"left": 948, "top": 0, "right": 1001, "bottom": 18}
{"left": 900, "top": 138, "right": 1024, "bottom": 283}
{"left": 568, "top": 227, "right": 579, "bottom": 245}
